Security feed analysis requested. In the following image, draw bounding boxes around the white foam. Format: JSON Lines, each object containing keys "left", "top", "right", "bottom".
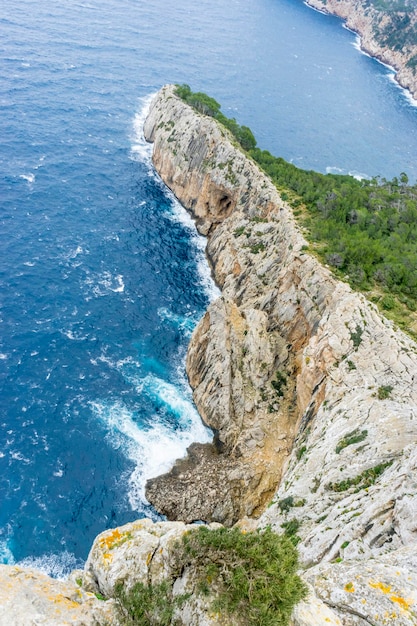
{"left": 0, "top": 353, "right": 8, "bottom": 360}
{"left": 90, "top": 373, "right": 211, "bottom": 509}
{"left": 0, "top": 541, "right": 14, "bottom": 565}
{"left": 19, "top": 172, "right": 35, "bottom": 185}
{"left": 164, "top": 188, "right": 220, "bottom": 301}
{"left": 303, "top": 0, "right": 328, "bottom": 15}
{"left": 387, "top": 72, "right": 417, "bottom": 108}
{"left": 130, "top": 94, "right": 220, "bottom": 304}
{"left": 326, "top": 165, "right": 369, "bottom": 180}
{"left": 130, "top": 93, "right": 157, "bottom": 165}
{"left": 18, "top": 551, "right": 81, "bottom": 580}
{"left": 157, "top": 307, "right": 197, "bottom": 335}
{"left": 83, "top": 270, "right": 125, "bottom": 297}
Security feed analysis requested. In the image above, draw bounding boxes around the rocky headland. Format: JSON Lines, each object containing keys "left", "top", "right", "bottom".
{"left": 304, "top": 0, "right": 417, "bottom": 101}
{"left": 1, "top": 85, "right": 417, "bottom": 625}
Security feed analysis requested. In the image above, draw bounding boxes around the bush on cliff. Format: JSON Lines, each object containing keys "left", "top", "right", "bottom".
{"left": 114, "top": 525, "right": 306, "bottom": 626}
{"left": 175, "top": 84, "right": 257, "bottom": 151}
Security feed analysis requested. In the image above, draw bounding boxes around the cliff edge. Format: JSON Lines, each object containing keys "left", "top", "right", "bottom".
{"left": 1, "top": 85, "right": 417, "bottom": 626}
{"left": 143, "top": 84, "right": 417, "bottom": 623}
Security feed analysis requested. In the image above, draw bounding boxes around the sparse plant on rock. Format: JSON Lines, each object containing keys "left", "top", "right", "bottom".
{"left": 377, "top": 385, "right": 393, "bottom": 399}
{"left": 335, "top": 429, "right": 368, "bottom": 454}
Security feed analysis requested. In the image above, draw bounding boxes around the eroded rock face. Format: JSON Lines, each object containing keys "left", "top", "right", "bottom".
{"left": 143, "top": 87, "right": 417, "bottom": 552}
{"left": 142, "top": 85, "right": 417, "bottom": 623}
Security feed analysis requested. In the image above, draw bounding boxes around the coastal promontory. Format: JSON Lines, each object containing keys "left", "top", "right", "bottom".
{"left": 1, "top": 85, "right": 417, "bottom": 625}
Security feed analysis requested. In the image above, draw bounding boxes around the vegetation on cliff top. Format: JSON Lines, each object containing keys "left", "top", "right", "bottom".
{"left": 363, "top": 0, "right": 417, "bottom": 72}
{"left": 175, "top": 84, "right": 417, "bottom": 337}
{"left": 114, "top": 525, "right": 306, "bottom": 626}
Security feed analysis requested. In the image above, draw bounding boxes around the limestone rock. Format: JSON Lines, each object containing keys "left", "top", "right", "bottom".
{"left": 303, "top": 547, "right": 417, "bottom": 625}
{"left": 0, "top": 564, "right": 118, "bottom": 626}
{"left": 291, "top": 586, "right": 343, "bottom": 626}
{"left": 83, "top": 518, "right": 229, "bottom": 626}
{"left": 143, "top": 85, "right": 417, "bottom": 622}
{"left": 83, "top": 518, "right": 190, "bottom": 596}
{"left": 144, "top": 86, "right": 417, "bottom": 562}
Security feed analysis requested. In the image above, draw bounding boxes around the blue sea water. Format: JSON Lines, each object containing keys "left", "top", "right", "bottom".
{"left": 1, "top": 0, "right": 417, "bottom": 576}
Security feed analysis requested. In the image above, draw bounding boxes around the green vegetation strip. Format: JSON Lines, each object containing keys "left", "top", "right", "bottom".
{"left": 335, "top": 429, "right": 368, "bottom": 454}
{"left": 326, "top": 461, "right": 393, "bottom": 493}
{"left": 114, "top": 526, "right": 306, "bottom": 626}
{"left": 175, "top": 84, "right": 417, "bottom": 338}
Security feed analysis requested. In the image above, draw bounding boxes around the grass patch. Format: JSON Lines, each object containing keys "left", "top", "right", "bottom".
{"left": 335, "top": 429, "right": 368, "bottom": 454}
{"left": 327, "top": 461, "right": 393, "bottom": 493}
{"left": 250, "top": 242, "right": 266, "bottom": 254}
{"left": 114, "top": 580, "right": 185, "bottom": 626}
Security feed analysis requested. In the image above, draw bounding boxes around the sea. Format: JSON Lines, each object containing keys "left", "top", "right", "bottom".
{"left": 1, "top": 0, "right": 417, "bottom": 577}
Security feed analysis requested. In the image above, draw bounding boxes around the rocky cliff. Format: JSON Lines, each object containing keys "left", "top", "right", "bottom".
{"left": 304, "top": 0, "right": 417, "bottom": 101}
{"left": 142, "top": 85, "right": 417, "bottom": 624}
{"left": 1, "top": 85, "right": 417, "bottom": 625}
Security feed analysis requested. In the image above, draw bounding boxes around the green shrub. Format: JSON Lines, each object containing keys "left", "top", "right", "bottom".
{"left": 271, "top": 371, "right": 287, "bottom": 397}
{"left": 175, "top": 84, "right": 256, "bottom": 152}
{"left": 278, "top": 495, "right": 294, "bottom": 513}
{"left": 177, "top": 526, "right": 307, "bottom": 626}
{"left": 327, "top": 461, "right": 393, "bottom": 493}
{"left": 296, "top": 445, "right": 307, "bottom": 460}
{"left": 250, "top": 242, "right": 266, "bottom": 254}
{"left": 114, "top": 526, "right": 306, "bottom": 626}
{"left": 114, "top": 580, "right": 181, "bottom": 626}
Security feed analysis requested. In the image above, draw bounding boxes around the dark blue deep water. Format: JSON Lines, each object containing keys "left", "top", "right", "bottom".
{"left": 1, "top": 0, "right": 417, "bottom": 575}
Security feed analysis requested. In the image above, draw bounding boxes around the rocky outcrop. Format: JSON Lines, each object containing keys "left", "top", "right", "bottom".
{"left": 143, "top": 85, "right": 417, "bottom": 538}
{"left": 304, "top": 0, "right": 417, "bottom": 101}
{"left": 0, "top": 563, "right": 118, "bottom": 626}
{"left": 83, "top": 518, "right": 242, "bottom": 626}
{"left": 142, "top": 85, "right": 417, "bottom": 623}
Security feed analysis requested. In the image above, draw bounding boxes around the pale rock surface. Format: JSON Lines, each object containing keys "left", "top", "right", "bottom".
{"left": 0, "top": 564, "right": 118, "bottom": 626}
{"left": 303, "top": 546, "right": 417, "bottom": 625}
{"left": 291, "top": 586, "right": 343, "bottom": 626}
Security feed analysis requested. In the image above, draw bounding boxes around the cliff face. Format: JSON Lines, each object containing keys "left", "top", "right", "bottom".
{"left": 2, "top": 86, "right": 417, "bottom": 626}
{"left": 143, "top": 85, "right": 417, "bottom": 624}
{"left": 305, "top": 0, "right": 417, "bottom": 100}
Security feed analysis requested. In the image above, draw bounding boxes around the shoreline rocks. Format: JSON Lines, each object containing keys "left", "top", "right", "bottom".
{"left": 304, "top": 0, "right": 417, "bottom": 101}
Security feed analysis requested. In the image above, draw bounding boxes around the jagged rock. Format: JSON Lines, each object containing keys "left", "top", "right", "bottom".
{"left": 0, "top": 564, "right": 118, "bottom": 626}
{"left": 143, "top": 85, "right": 417, "bottom": 623}
{"left": 83, "top": 518, "right": 230, "bottom": 626}
{"left": 303, "top": 547, "right": 417, "bottom": 625}
{"left": 143, "top": 86, "right": 417, "bottom": 562}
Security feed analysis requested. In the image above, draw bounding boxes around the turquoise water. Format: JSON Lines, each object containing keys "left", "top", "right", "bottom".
{"left": 1, "top": 0, "right": 417, "bottom": 576}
